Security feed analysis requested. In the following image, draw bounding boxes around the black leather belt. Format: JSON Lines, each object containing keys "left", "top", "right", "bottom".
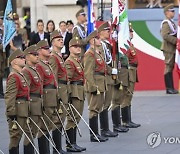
{"left": 16, "top": 97, "right": 28, "bottom": 101}
{"left": 121, "top": 65, "right": 128, "bottom": 69}
{"left": 30, "top": 93, "right": 41, "bottom": 98}
{"left": 70, "top": 81, "right": 83, "bottom": 86}
{"left": 129, "top": 63, "right": 138, "bottom": 67}
{"left": 58, "top": 80, "right": 67, "bottom": 85}
{"left": 43, "top": 84, "right": 56, "bottom": 89}
{"left": 94, "top": 72, "right": 105, "bottom": 76}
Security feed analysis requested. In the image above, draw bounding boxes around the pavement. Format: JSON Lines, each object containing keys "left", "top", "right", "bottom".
{"left": 0, "top": 90, "right": 180, "bottom": 154}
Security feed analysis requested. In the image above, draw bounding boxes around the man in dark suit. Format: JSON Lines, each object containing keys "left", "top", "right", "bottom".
{"left": 58, "top": 21, "right": 72, "bottom": 60}
{"left": 30, "top": 19, "right": 50, "bottom": 46}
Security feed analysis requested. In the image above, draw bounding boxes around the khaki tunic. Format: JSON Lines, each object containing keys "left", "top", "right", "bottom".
{"left": 84, "top": 48, "right": 107, "bottom": 119}
{"left": 22, "top": 65, "right": 43, "bottom": 138}
{"left": 36, "top": 60, "right": 60, "bottom": 136}
{"left": 49, "top": 51, "right": 69, "bottom": 124}
{"left": 5, "top": 69, "right": 31, "bottom": 148}
{"left": 101, "top": 41, "right": 115, "bottom": 110}
{"left": 161, "top": 19, "right": 177, "bottom": 74}
{"left": 73, "top": 23, "right": 87, "bottom": 56}
{"left": 65, "top": 55, "right": 85, "bottom": 130}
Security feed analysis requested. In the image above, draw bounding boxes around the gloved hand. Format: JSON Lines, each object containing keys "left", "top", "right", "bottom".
{"left": 91, "top": 90, "right": 97, "bottom": 95}
{"left": 112, "top": 68, "right": 118, "bottom": 75}
{"left": 112, "top": 31, "right": 118, "bottom": 41}
{"left": 114, "top": 83, "right": 120, "bottom": 89}
{"left": 68, "top": 96, "right": 73, "bottom": 104}
{"left": 8, "top": 115, "right": 17, "bottom": 121}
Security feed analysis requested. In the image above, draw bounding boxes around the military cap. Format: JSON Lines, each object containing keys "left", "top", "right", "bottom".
{"left": 69, "top": 37, "right": 82, "bottom": 47}
{"left": 86, "top": 30, "right": 98, "bottom": 43}
{"left": 164, "top": 4, "right": 174, "bottom": 13}
{"left": 50, "top": 30, "right": 63, "bottom": 42}
{"left": 24, "top": 45, "right": 38, "bottom": 55}
{"left": 129, "top": 22, "right": 133, "bottom": 32}
{"left": 36, "top": 40, "right": 49, "bottom": 50}
{"left": 76, "top": 9, "right": 86, "bottom": 18}
{"left": 9, "top": 49, "right": 24, "bottom": 64}
{"left": 0, "top": 11, "right": 3, "bottom": 19}
{"left": 98, "top": 22, "right": 110, "bottom": 33}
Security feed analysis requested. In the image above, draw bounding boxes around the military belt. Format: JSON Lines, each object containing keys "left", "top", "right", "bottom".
{"left": 30, "top": 93, "right": 41, "bottom": 98}
{"left": 16, "top": 97, "right": 28, "bottom": 101}
{"left": 129, "top": 63, "right": 138, "bottom": 67}
{"left": 94, "top": 72, "right": 105, "bottom": 76}
{"left": 58, "top": 80, "right": 68, "bottom": 85}
{"left": 121, "top": 65, "right": 128, "bottom": 69}
{"left": 43, "top": 84, "right": 56, "bottom": 89}
{"left": 70, "top": 81, "right": 83, "bottom": 86}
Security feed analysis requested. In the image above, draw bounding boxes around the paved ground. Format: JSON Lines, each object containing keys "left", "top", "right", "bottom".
{"left": 0, "top": 90, "right": 180, "bottom": 154}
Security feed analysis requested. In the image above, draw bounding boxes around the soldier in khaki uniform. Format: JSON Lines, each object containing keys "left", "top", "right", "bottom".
{"left": 98, "top": 22, "right": 118, "bottom": 137}
{"left": 160, "top": 4, "right": 178, "bottom": 94}
{"left": 121, "top": 25, "right": 141, "bottom": 128}
{"left": 5, "top": 49, "right": 33, "bottom": 154}
{"left": 0, "top": 11, "right": 6, "bottom": 98}
{"left": 73, "top": 9, "right": 87, "bottom": 56}
{"left": 49, "top": 30, "right": 69, "bottom": 154}
{"left": 36, "top": 40, "right": 61, "bottom": 154}
{"left": 84, "top": 30, "right": 108, "bottom": 142}
{"left": 65, "top": 37, "right": 86, "bottom": 152}
{"left": 22, "top": 45, "right": 44, "bottom": 153}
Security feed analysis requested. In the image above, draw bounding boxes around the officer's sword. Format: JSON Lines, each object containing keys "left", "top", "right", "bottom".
{"left": 26, "top": 118, "right": 39, "bottom": 154}
{"left": 40, "top": 116, "right": 55, "bottom": 144}
{"left": 13, "top": 120, "right": 40, "bottom": 154}
{"left": 59, "top": 100, "right": 82, "bottom": 137}
{"left": 70, "top": 104, "right": 100, "bottom": 142}
{"left": 43, "top": 111, "right": 71, "bottom": 144}
{"left": 0, "top": 149, "right": 4, "bottom": 154}
{"left": 68, "top": 103, "right": 82, "bottom": 137}
{"left": 28, "top": 117, "right": 61, "bottom": 153}
{"left": 43, "top": 112, "right": 63, "bottom": 134}
{"left": 55, "top": 109, "right": 72, "bottom": 143}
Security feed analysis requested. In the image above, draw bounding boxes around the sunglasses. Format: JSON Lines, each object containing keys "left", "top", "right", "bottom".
{"left": 95, "top": 36, "right": 100, "bottom": 40}
{"left": 31, "top": 53, "right": 39, "bottom": 56}
{"left": 16, "top": 55, "right": 25, "bottom": 59}
{"left": 169, "top": 10, "right": 175, "bottom": 12}
{"left": 72, "top": 45, "right": 81, "bottom": 48}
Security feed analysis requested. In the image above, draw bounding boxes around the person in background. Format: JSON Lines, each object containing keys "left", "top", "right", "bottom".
{"left": 46, "top": 20, "right": 55, "bottom": 34}
{"left": 160, "top": 4, "right": 178, "bottom": 94}
{"left": 66, "top": 20, "right": 74, "bottom": 33}
{"left": 30, "top": 19, "right": 50, "bottom": 46}
{"left": 59, "top": 21, "right": 72, "bottom": 60}
{"left": 23, "top": 10, "right": 31, "bottom": 40}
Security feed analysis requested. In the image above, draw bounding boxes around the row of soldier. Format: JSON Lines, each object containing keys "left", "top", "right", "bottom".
{"left": 5, "top": 9, "right": 141, "bottom": 154}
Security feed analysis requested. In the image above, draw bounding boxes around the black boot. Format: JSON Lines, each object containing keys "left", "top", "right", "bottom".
{"left": 24, "top": 143, "right": 34, "bottom": 154}
{"left": 128, "top": 106, "right": 141, "bottom": 128}
{"left": 0, "top": 77, "right": 4, "bottom": 98}
{"left": 169, "top": 72, "right": 178, "bottom": 94}
{"left": 72, "top": 127, "right": 86, "bottom": 151}
{"left": 38, "top": 135, "right": 50, "bottom": 154}
{"left": 53, "top": 128, "right": 68, "bottom": 154}
{"left": 89, "top": 115, "right": 108, "bottom": 142}
{"left": 122, "top": 106, "right": 138, "bottom": 128}
{"left": 9, "top": 146, "right": 19, "bottom": 154}
{"left": 66, "top": 128, "right": 81, "bottom": 152}
{"left": 111, "top": 107, "right": 129, "bottom": 133}
{"left": 165, "top": 73, "right": 178, "bottom": 94}
{"left": 100, "top": 109, "right": 118, "bottom": 137}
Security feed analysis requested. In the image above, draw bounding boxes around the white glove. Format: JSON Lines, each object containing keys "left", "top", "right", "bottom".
{"left": 112, "top": 31, "right": 118, "bottom": 41}
{"left": 112, "top": 68, "right": 118, "bottom": 75}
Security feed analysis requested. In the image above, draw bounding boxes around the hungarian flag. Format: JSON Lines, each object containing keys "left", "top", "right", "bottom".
{"left": 112, "top": 0, "right": 130, "bottom": 54}
{"left": 2, "top": 0, "right": 16, "bottom": 50}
